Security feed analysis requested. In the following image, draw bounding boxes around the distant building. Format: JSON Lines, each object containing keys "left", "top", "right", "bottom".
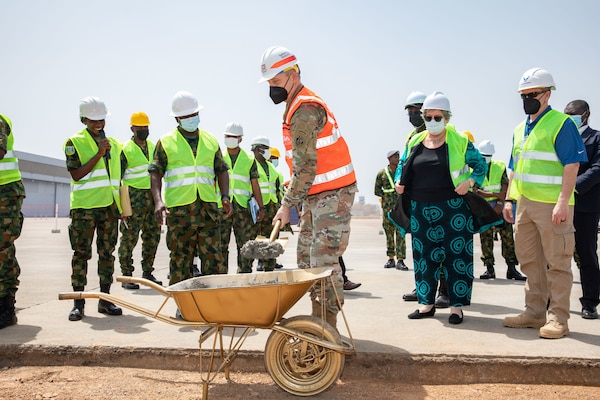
{"left": 15, "top": 151, "right": 71, "bottom": 217}
{"left": 358, "top": 196, "right": 365, "bottom": 205}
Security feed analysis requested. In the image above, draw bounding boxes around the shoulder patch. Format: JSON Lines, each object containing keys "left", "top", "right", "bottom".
{"left": 65, "top": 146, "right": 76, "bottom": 156}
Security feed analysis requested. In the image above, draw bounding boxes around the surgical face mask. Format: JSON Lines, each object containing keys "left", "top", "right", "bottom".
{"left": 261, "top": 149, "right": 271, "bottom": 159}
{"left": 135, "top": 128, "right": 149, "bottom": 140}
{"left": 570, "top": 115, "right": 583, "bottom": 128}
{"left": 483, "top": 155, "right": 492, "bottom": 164}
{"left": 523, "top": 98, "right": 541, "bottom": 115}
{"left": 224, "top": 137, "right": 239, "bottom": 149}
{"left": 409, "top": 112, "right": 424, "bottom": 128}
{"left": 271, "top": 159, "right": 279, "bottom": 167}
{"left": 179, "top": 115, "right": 200, "bottom": 132}
{"left": 425, "top": 119, "right": 445, "bottom": 135}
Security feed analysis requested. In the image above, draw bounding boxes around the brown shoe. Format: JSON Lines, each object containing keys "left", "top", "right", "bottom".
{"left": 503, "top": 313, "right": 546, "bottom": 329}
{"left": 343, "top": 281, "right": 361, "bottom": 291}
{"left": 539, "top": 320, "right": 569, "bottom": 339}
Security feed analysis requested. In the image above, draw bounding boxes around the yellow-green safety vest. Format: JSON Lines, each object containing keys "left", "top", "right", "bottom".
{"left": 122, "top": 139, "right": 155, "bottom": 189}
{"left": 65, "top": 129, "right": 122, "bottom": 212}
{"left": 0, "top": 114, "right": 22, "bottom": 185}
{"left": 509, "top": 110, "right": 573, "bottom": 205}
{"left": 161, "top": 129, "right": 219, "bottom": 208}
{"left": 257, "top": 160, "right": 279, "bottom": 205}
{"left": 481, "top": 160, "right": 506, "bottom": 202}
{"left": 223, "top": 149, "right": 254, "bottom": 208}
{"left": 383, "top": 167, "right": 395, "bottom": 193}
{"left": 406, "top": 125, "right": 470, "bottom": 187}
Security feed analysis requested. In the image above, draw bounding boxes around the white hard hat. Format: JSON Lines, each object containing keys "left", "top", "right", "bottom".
{"left": 224, "top": 122, "right": 244, "bottom": 137}
{"left": 79, "top": 96, "right": 109, "bottom": 120}
{"left": 170, "top": 91, "right": 204, "bottom": 117}
{"left": 518, "top": 67, "right": 556, "bottom": 92}
{"left": 422, "top": 91, "right": 451, "bottom": 112}
{"left": 250, "top": 136, "right": 270, "bottom": 148}
{"left": 258, "top": 46, "right": 298, "bottom": 83}
{"left": 404, "top": 91, "right": 427, "bottom": 109}
{"left": 477, "top": 140, "right": 495, "bottom": 156}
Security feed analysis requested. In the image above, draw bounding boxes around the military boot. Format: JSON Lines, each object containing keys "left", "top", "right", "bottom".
{"left": 507, "top": 264, "right": 526, "bottom": 281}
{"left": 0, "top": 295, "right": 17, "bottom": 329}
{"left": 480, "top": 265, "right": 496, "bottom": 279}
{"left": 121, "top": 273, "right": 140, "bottom": 290}
{"left": 68, "top": 286, "right": 85, "bottom": 321}
{"left": 98, "top": 284, "right": 122, "bottom": 316}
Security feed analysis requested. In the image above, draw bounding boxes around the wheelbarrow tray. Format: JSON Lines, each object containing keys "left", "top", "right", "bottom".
{"left": 167, "top": 267, "right": 332, "bottom": 328}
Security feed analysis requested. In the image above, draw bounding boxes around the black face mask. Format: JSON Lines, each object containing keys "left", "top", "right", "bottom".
{"left": 523, "top": 98, "right": 541, "bottom": 115}
{"left": 409, "top": 113, "right": 424, "bottom": 128}
{"left": 269, "top": 86, "right": 288, "bottom": 104}
{"left": 135, "top": 128, "right": 149, "bottom": 140}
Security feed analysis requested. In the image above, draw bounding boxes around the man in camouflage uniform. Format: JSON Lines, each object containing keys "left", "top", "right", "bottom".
{"left": 0, "top": 114, "right": 25, "bottom": 329}
{"left": 251, "top": 136, "right": 281, "bottom": 272}
{"left": 375, "top": 150, "right": 407, "bottom": 270}
{"left": 64, "top": 97, "right": 123, "bottom": 321}
{"left": 259, "top": 46, "right": 358, "bottom": 329}
{"left": 221, "top": 122, "right": 264, "bottom": 274}
{"left": 118, "top": 112, "right": 162, "bottom": 289}
{"left": 475, "top": 140, "right": 526, "bottom": 281}
{"left": 149, "top": 91, "right": 232, "bottom": 292}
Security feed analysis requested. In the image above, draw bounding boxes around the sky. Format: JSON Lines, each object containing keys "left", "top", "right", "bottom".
{"left": 2, "top": 0, "right": 599, "bottom": 204}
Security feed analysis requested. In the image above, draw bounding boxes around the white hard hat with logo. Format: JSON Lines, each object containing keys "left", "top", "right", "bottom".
{"left": 79, "top": 96, "right": 110, "bottom": 120}
{"left": 477, "top": 140, "right": 495, "bottom": 156}
{"left": 404, "top": 91, "right": 427, "bottom": 109}
{"left": 258, "top": 46, "right": 298, "bottom": 83}
{"left": 251, "top": 136, "right": 270, "bottom": 148}
{"left": 518, "top": 68, "right": 556, "bottom": 92}
{"left": 224, "top": 122, "right": 244, "bottom": 137}
{"left": 170, "top": 91, "right": 204, "bottom": 117}
{"left": 422, "top": 91, "right": 451, "bottom": 112}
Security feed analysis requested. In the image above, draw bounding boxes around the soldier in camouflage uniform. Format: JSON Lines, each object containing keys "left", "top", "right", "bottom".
{"left": 374, "top": 150, "right": 407, "bottom": 270}
{"left": 149, "top": 91, "right": 232, "bottom": 296}
{"left": 259, "top": 46, "right": 358, "bottom": 329}
{"left": 475, "top": 140, "right": 526, "bottom": 281}
{"left": 0, "top": 114, "right": 25, "bottom": 329}
{"left": 118, "top": 112, "right": 162, "bottom": 289}
{"left": 221, "top": 122, "right": 264, "bottom": 274}
{"left": 64, "top": 97, "right": 124, "bottom": 321}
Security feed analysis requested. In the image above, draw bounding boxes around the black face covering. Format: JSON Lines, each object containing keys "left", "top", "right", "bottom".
{"left": 523, "top": 98, "right": 541, "bottom": 115}
{"left": 136, "top": 128, "right": 149, "bottom": 140}
{"left": 409, "top": 113, "right": 424, "bottom": 128}
{"left": 269, "top": 86, "right": 288, "bottom": 104}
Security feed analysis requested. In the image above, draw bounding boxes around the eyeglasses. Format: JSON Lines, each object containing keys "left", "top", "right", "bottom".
{"left": 520, "top": 90, "right": 548, "bottom": 100}
{"left": 424, "top": 115, "right": 443, "bottom": 122}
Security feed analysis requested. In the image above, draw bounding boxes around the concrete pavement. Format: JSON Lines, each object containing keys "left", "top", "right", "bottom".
{"left": 1, "top": 217, "right": 599, "bottom": 386}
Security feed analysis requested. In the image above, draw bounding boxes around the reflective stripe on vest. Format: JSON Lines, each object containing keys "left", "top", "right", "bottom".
{"left": 224, "top": 149, "right": 254, "bottom": 208}
{"left": 282, "top": 87, "right": 356, "bottom": 195}
{"left": 383, "top": 167, "right": 395, "bottom": 193}
{"left": 161, "top": 129, "right": 219, "bottom": 207}
{"left": 406, "top": 125, "right": 470, "bottom": 187}
{"left": 122, "top": 139, "right": 155, "bottom": 189}
{"left": 510, "top": 110, "right": 572, "bottom": 205}
{"left": 66, "top": 129, "right": 122, "bottom": 212}
{"left": 481, "top": 160, "right": 506, "bottom": 202}
{"left": 0, "top": 114, "right": 22, "bottom": 185}
{"left": 257, "top": 161, "right": 279, "bottom": 205}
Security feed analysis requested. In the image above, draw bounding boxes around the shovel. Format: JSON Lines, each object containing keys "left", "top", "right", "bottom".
{"left": 240, "top": 219, "right": 287, "bottom": 259}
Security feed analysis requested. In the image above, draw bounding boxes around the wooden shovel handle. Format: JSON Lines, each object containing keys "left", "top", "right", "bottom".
{"left": 270, "top": 219, "right": 282, "bottom": 243}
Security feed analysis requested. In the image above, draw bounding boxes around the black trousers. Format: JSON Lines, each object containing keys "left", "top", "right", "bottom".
{"left": 574, "top": 211, "right": 600, "bottom": 308}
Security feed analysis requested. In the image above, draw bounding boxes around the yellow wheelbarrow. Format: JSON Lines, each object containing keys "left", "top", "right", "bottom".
{"left": 59, "top": 267, "right": 354, "bottom": 399}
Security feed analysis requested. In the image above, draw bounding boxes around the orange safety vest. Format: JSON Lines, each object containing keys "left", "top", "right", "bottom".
{"left": 282, "top": 86, "right": 356, "bottom": 195}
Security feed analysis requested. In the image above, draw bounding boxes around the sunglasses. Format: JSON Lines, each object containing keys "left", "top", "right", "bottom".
{"left": 520, "top": 90, "right": 548, "bottom": 100}
{"left": 424, "top": 115, "right": 443, "bottom": 122}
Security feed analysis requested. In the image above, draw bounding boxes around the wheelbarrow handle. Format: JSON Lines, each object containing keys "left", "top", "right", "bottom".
{"left": 270, "top": 219, "right": 282, "bottom": 243}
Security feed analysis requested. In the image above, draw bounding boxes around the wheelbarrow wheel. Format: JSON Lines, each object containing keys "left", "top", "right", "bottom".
{"left": 264, "top": 315, "right": 345, "bottom": 396}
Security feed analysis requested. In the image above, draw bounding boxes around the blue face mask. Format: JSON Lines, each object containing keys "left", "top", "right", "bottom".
{"left": 570, "top": 115, "right": 583, "bottom": 128}
{"left": 180, "top": 115, "right": 200, "bottom": 132}
{"left": 271, "top": 159, "right": 279, "bottom": 167}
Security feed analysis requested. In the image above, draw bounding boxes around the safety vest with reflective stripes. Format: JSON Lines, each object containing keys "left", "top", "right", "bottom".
{"left": 223, "top": 149, "right": 254, "bottom": 208}
{"left": 0, "top": 114, "right": 22, "bottom": 185}
{"left": 383, "top": 167, "right": 395, "bottom": 193}
{"left": 122, "top": 139, "right": 155, "bottom": 189}
{"left": 283, "top": 86, "right": 356, "bottom": 195}
{"left": 406, "top": 125, "right": 470, "bottom": 187}
{"left": 66, "top": 129, "right": 122, "bottom": 212}
{"left": 510, "top": 110, "right": 573, "bottom": 205}
{"left": 257, "top": 160, "right": 279, "bottom": 205}
{"left": 161, "top": 129, "right": 219, "bottom": 208}
{"left": 481, "top": 160, "right": 506, "bottom": 202}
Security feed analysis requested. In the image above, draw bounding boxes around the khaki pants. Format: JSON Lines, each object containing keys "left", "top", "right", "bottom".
{"left": 514, "top": 196, "right": 574, "bottom": 324}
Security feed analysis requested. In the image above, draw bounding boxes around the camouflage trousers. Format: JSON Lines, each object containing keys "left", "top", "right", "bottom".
{"left": 221, "top": 201, "right": 258, "bottom": 274}
{"left": 166, "top": 199, "right": 225, "bottom": 285}
{"left": 0, "top": 195, "right": 24, "bottom": 298}
{"left": 382, "top": 215, "right": 406, "bottom": 259}
{"left": 255, "top": 201, "right": 279, "bottom": 271}
{"left": 118, "top": 190, "right": 161, "bottom": 275}
{"left": 298, "top": 184, "right": 356, "bottom": 314}
{"left": 69, "top": 204, "right": 119, "bottom": 287}
{"left": 480, "top": 221, "right": 518, "bottom": 267}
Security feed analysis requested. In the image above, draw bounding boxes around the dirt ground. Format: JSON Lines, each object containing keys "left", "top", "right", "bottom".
{"left": 1, "top": 366, "right": 599, "bottom": 400}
